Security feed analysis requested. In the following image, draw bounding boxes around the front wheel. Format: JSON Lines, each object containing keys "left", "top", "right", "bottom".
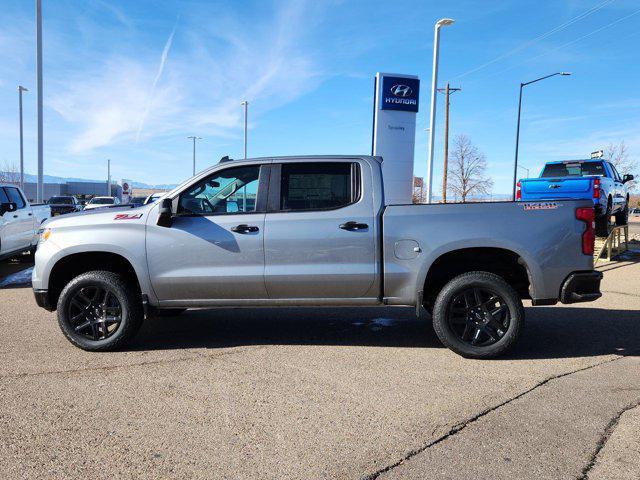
{"left": 57, "top": 271, "right": 144, "bottom": 351}
{"left": 432, "top": 272, "right": 524, "bottom": 359}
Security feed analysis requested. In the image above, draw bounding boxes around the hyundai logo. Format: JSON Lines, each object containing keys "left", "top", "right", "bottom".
{"left": 390, "top": 85, "right": 413, "bottom": 98}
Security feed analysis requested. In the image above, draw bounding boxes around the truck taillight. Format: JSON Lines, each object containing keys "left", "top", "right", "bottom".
{"left": 593, "top": 178, "right": 600, "bottom": 199}
{"left": 516, "top": 181, "right": 522, "bottom": 200}
{"left": 576, "top": 207, "right": 595, "bottom": 256}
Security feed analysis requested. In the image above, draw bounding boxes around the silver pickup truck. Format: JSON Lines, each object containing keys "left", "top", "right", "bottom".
{"left": 1, "top": 184, "right": 51, "bottom": 261}
{"left": 32, "top": 156, "right": 602, "bottom": 358}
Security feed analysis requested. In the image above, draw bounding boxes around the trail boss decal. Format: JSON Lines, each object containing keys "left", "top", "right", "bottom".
{"left": 522, "top": 202, "right": 559, "bottom": 211}
{"left": 114, "top": 213, "right": 143, "bottom": 220}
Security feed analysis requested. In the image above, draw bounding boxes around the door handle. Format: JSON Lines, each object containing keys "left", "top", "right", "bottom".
{"left": 13, "top": 215, "right": 18, "bottom": 218}
{"left": 28, "top": 213, "right": 33, "bottom": 216}
{"left": 231, "top": 224, "right": 259, "bottom": 234}
{"left": 339, "top": 221, "right": 369, "bottom": 231}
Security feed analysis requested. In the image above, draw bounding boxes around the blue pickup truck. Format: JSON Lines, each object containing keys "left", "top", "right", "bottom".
{"left": 517, "top": 159, "right": 634, "bottom": 236}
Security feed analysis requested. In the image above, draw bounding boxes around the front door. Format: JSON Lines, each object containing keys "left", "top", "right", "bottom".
{"left": 146, "top": 164, "right": 269, "bottom": 303}
{"left": 263, "top": 160, "right": 378, "bottom": 299}
{"left": 2, "top": 186, "right": 33, "bottom": 253}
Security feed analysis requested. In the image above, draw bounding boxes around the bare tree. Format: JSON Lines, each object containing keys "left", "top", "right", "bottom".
{"left": 604, "top": 141, "right": 637, "bottom": 191}
{"left": 412, "top": 176, "right": 425, "bottom": 204}
{"left": 447, "top": 134, "right": 493, "bottom": 202}
{"left": 0, "top": 162, "right": 20, "bottom": 185}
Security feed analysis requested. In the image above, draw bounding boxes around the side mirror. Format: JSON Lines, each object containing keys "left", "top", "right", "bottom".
{"left": 157, "top": 198, "right": 173, "bottom": 228}
{"left": 623, "top": 174, "right": 634, "bottom": 183}
{"left": 0, "top": 202, "right": 17, "bottom": 216}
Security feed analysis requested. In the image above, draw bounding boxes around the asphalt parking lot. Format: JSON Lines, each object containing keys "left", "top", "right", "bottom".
{"left": 1, "top": 238, "right": 639, "bottom": 479}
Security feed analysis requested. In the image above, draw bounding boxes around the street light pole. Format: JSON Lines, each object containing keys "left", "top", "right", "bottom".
{"left": 187, "top": 136, "right": 202, "bottom": 176}
{"left": 107, "top": 159, "right": 111, "bottom": 196}
{"left": 517, "top": 165, "right": 530, "bottom": 178}
{"left": 426, "top": 18, "right": 455, "bottom": 204}
{"left": 18, "top": 86, "right": 28, "bottom": 190}
{"left": 36, "top": 0, "right": 44, "bottom": 203}
{"left": 512, "top": 72, "right": 571, "bottom": 200}
{"left": 241, "top": 101, "right": 248, "bottom": 159}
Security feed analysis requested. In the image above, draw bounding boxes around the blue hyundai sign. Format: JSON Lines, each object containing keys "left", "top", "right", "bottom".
{"left": 380, "top": 76, "right": 420, "bottom": 112}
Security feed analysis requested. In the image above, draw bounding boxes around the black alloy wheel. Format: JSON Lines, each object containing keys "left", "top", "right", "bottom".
{"left": 432, "top": 271, "right": 524, "bottom": 359}
{"left": 447, "top": 287, "right": 510, "bottom": 347}
{"left": 67, "top": 286, "right": 122, "bottom": 341}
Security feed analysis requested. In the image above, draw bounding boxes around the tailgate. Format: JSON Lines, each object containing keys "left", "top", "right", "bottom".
{"left": 521, "top": 177, "right": 593, "bottom": 200}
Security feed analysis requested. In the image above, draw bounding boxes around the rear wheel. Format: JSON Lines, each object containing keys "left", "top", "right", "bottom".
{"left": 615, "top": 199, "right": 629, "bottom": 226}
{"left": 432, "top": 271, "right": 524, "bottom": 359}
{"left": 57, "top": 271, "right": 143, "bottom": 351}
{"left": 595, "top": 197, "right": 612, "bottom": 237}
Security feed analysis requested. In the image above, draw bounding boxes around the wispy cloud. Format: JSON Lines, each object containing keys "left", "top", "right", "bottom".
{"left": 136, "top": 20, "right": 178, "bottom": 141}
{"left": 46, "top": 0, "right": 326, "bottom": 155}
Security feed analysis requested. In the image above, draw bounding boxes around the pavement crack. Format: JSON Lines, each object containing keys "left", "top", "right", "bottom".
{"left": 363, "top": 355, "right": 625, "bottom": 480}
{"left": 601, "top": 289, "right": 640, "bottom": 298}
{"left": 578, "top": 400, "right": 640, "bottom": 480}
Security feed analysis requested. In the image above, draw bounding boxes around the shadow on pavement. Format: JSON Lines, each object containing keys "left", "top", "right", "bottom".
{"left": 128, "top": 304, "right": 640, "bottom": 360}
{"left": 0, "top": 256, "right": 34, "bottom": 289}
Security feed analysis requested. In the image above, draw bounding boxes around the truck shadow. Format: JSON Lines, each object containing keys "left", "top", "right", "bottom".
{"left": 129, "top": 305, "right": 640, "bottom": 360}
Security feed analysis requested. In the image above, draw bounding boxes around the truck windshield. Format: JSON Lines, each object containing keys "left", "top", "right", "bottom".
{"left": 89, "top": 198, "right": 114, "bottom": 205}
{"left": 540, "top": 161, "right": 605, "bottom": 178}
{"left": 49, "top": 197, "right": 73, "bottom": 204}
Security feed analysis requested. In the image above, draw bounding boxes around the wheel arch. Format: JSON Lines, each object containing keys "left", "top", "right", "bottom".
{"left": 47, "top": 251, "right": 143, "bottom": 310}
{"left": 421, "top": 247, "right": 533, "bottom": 309}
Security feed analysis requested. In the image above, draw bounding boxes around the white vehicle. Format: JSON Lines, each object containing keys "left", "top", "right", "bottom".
{"left": 0, "top": 184, "right": 51, "bottom": 260}
{"left": 83, "top": 196, "right": 121, "bottom": 211}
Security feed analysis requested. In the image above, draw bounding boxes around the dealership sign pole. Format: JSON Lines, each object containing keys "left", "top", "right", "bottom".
{"left": 36, "top": 0, "right": 44, "bottom": 203}
{"left": 372, "top": 72, "right": 420, "bottom": 205}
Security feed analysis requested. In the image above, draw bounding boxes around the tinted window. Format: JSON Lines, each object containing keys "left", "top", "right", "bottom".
{"left": 89, "top": 198, "right": 115, "bottom": 205}
{"left": 280, "top": 162, "right": 354, "bottom": 211}
{"left": 4, "top": 187, "right": 26, "bottom": 209}
{"left": 609, "top": 163, "right": 622, "bottom": 181}
{"left": 49, "top": 197, "right": 74, "bottom": 204}
{"left": 0, "top": 188, "right": 9, "bottom": 204}
{"left": 179, "top": 165, "right": 260, "bottom": 215}
{"left": 540, "top": 161, "right": 605, "bottom": 178}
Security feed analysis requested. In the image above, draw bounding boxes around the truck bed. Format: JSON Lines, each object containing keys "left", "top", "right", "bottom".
{"left": 382, "top": 200, "right": 594, "bottom": 305}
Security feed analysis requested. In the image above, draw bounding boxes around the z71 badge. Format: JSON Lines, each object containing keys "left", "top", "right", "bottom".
{"left": 114, "top": 213, "right": 143, "bottom": 220}
{"left": 522, "top": 202, "right": 559, "bottom": 211}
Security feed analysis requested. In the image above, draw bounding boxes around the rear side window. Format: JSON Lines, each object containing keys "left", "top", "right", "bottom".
{"left": 0, "top": 188, "right": 9, "bottom": 204}
{"left": 4, "top": 187, "right": 26, "bottom": 209}
{"left": 540, "top": 161, "right": 605, "bottom": 178}
{"left": 280, "top": 162, "right": 356, "bottom": 211}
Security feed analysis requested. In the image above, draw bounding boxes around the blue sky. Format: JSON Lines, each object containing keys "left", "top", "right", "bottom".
{"left": 0, "top": 0, "right": 638, "bottom": 193}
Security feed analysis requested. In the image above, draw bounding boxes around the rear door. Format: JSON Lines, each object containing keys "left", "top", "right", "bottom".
{"left": 607, "top": 162, "right": 625, "bottom": 209}
{"left": 2, "top": 187, "right": 33, "bottom": 252}
{"left": 146, "top": 163, "right": 270, "bottom": 302}
{"left": 263, "top": 160, "right": 378, "bottom": 299}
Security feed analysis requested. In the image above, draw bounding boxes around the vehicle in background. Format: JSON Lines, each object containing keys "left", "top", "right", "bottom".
{"left": 83, "top": 196, "right": 121, "bottom": 211}
{"left": 127, "top": 196, "right": 147, "bottom": 207}
{"left": 1, "top": 184, "right": 51, "bottom": 260}
{"left": 517, "top": 159, "right": 634, "bottom": 236}
{"left": 47, "top": 196, "right": 83, "bottom": 216}
{"left": 143, "top": 193, "right": 162, "bottom": 205}
{"left": 33, "top": 156, "right": 602, "bottom": 359}
{"left": 631, "top": 208, "right": 640, "bottom": 218}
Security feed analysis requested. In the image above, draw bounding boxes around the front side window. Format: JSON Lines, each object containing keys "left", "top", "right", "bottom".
{"left": 179, "top": 165, "right": 260, "bottom": 215}
{"left": 4, "top": 187, "right": 26, "bottom": 209}
{"left": 0, "top": 188, "right": 9, "bottom": 204}
{"left": 280, "top": 162, "right": 355, "bottom": 211}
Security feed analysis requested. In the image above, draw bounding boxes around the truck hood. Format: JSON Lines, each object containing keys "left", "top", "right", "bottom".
{"left": 42, "top": 205, "right": 151, "bottom": 229}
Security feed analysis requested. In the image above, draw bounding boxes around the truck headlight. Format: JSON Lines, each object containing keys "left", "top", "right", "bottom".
{"left": 39, "top": 228, "right": 52, "bottom": 243}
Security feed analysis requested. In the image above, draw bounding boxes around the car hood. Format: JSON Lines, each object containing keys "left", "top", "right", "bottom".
{"left": 42, "top": 205, "right": 151, "bottom": 228}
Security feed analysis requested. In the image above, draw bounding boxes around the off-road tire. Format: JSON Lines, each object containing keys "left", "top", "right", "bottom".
{"left": 432, "top": 271, "right": 525, "bottom": 359}
{"left": 57, "top": 271, "right": 143, "bottom": 351}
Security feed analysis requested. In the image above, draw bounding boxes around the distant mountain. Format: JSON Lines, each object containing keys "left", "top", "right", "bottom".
{"left": 4, "top": 172, "right": 177, "bottom": 190}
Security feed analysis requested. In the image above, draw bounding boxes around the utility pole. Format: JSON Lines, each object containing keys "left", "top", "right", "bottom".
{"left": 187, "top": 136, "right": 202, "bottom": 176}
{"left": 241, "top": 101, "right": 248, "bottom": 159}
{"left": 18, "top": 86, "right": 28, "bottom": 190}
{"left": 36, "top": 0, "right": 44, "bottom": 203}
{"left": 436, "top": 83, "right": 461, "bottom": 203}
{"left": 107, "top": 159, "right": 111, "bottom": 196}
